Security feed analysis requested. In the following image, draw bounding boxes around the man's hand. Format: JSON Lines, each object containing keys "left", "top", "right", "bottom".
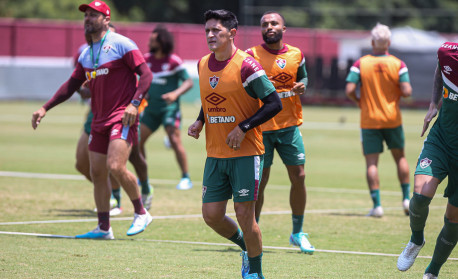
{"left": 291, "top": 82, "right": 305, "bottom": 95}
{"left": 31, "top": 107, "right": 47, "bottom": 130}
{"left": 188, "top": 120, "right": 203, "bottom": 139}
{"left": 122, "top": 103, "right": 138, "bottom": 127}
{"left": 226, "top": 125, "right": 246, "bottom": 151}
{"left": 421, "top": 103, "right": 439, "bottom": 137}
{"left": 161, "top": 91, "right": 179, "bottom": 105}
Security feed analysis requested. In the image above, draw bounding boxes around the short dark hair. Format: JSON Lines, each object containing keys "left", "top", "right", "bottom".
{"left": 204, "top": 9, "right": 238, "bottom": 31}
{"left": 261, "top": 11, "right": 286, "bottom": 25}
{"left": 152, "top": 25, "right": 174, "bottom": 56}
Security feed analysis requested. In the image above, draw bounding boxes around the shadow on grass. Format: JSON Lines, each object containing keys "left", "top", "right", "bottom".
{"left": 47, "top": 209, "right": 96, "bottom": 217}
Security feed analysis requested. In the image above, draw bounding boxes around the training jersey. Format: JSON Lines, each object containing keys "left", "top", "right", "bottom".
{"left": 346, "top": 54, "right": 410, "bottom": 129}
{"left": 429, "top": 42, "right": 458, "bottom": 155}
{"left": 198, "top": 49, "right": 276, "bottom": 158}
{"left": 144, "top": 53, "right": 190, "bottom": 109}
{"left": 246, "top": 44, "right": 307, "bottom": 132}
{"left": 72, "top": 31, "right": 146, "bottom": 132}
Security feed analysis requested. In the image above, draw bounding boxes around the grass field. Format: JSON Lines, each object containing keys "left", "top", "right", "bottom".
{"left": 0, "top": 101, "right": 456, "bottom": 278}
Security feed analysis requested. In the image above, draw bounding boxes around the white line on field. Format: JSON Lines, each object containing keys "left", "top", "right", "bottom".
{"left": 0, "top": 206, "right": 445, "bottom": 226}
{"left": 0, "top": 171, "right": 436, "bottom": 198}
{"left": 0, "top": 230, "right": 456, "bottom": 261}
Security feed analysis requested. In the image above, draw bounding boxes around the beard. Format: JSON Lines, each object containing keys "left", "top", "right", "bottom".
{"left": 262, "top": 31, "right": 282, "bottom": 44}
{"left": 149, "top": 47, "right": 159, "bottom": 53}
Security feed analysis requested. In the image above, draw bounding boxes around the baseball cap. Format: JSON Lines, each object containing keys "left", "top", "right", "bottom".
{"left": 79, "top": 1, "right": 111, "bottom": 17}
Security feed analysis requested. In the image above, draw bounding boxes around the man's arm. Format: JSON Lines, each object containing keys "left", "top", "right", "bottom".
{"left": 292, "top": 55, "right": 308, "bottom": 95}
{"left": 345, "top": 82, "right": 359, "bottom": 105}
{"left": 400, "top": 82, "right": 412, "bottom": 98}
{"left": 32, "top": 77, "right": 84, "bottom": 129}
{"left": 421, "top": 65, "right": 442, "bottom": 137}
{"left": 162, "top": 78, "right": 194, "bottom": 104}
{"left": 188, "top": 106, "right": 204, "bottom": 139}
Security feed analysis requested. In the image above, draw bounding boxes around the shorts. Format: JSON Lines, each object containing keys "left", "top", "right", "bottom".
{"left": 140, "top": 103, "right": 181, "bottom": 133}
{"left": 414, "top": 133, "right": 458, "bottom": 207}
{"left": 88, "top": 121, "right": 138, "bottom": 155}
{"left": 202, "top": 155, "right": 263, "bottom": 203}
{"left": 83, "top": 109, "right": 94, "bottom": 135}
{"left": 361, "top": 125, "right": 405, "bottom": 155}
{"left": 263, "top": 126, "right": 306, "bottom": 168}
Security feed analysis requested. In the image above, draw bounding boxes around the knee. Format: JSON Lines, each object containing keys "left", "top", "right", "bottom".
{"left": 234, "top": 204, "right": 255, "bottom": 226}
{"left": 202, "top": 208, "right": 225, "bottom": 226}
{"left": 107, "top": 160, "right": 124, "bottom": 177}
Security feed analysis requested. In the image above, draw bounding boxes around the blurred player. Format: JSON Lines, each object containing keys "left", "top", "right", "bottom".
{"left": 397, "top": 43, "right": 458, "bottom": 279}
{"left": 345, "top": 23, "right": 412, "bottom": 217}
{"left": 32, "top": 0, "right": 153, "bottom": 239}
{"left": 140, "top": 25, "right": 194, "bottom": 190}
{"left": 246, "top": 11, "right": 314, "bottom": 254}
{"left": 188, "top": 10, "right": 281, "bottom": 279}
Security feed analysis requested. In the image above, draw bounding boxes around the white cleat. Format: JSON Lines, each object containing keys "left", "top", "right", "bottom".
{"left": 109, "top": 207, "right": 122, "bottom": 216}
{"left": 423, "top": 273, "right": 438, "bottom": 279}
{"left": 176, "top": 177, "right": 193, "bottom": 190}
{"left": 397, "top": 240, "right": 425, "bottom": 271}
{"left": 126, "top": 211, "right": 153, "bottom": 236}
{"left": 366, "top": 206, "right": 384, "bottom": 217}
{"left": 403, "top": 199, "right": 410, "bottom": 216}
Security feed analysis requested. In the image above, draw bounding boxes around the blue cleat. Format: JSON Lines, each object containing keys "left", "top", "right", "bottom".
{"left": 126, "top": 211, "right": 153, "bottom": 236}
{"left": 244, "top": 273, "right": 263, "bottom": 279}
{"left": 290, "top": 232, "right": 315, "bottom": 254}
{"left": 75, "top": 226, "right": 114, "bottom": 240}
{"left": 176, "top": 177, "right": 193, "bottom": 190}
{"left": 240, "top": 251, "right": 249, "bottom": 278}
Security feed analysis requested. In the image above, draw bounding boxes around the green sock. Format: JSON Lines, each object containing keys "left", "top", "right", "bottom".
{"left": 248, "top": 253, "right": 263, "bottom": 277}
{"left": 292, "top": 214, "right": 304, "bottom": 234}
{"left": 139, "top": 179, "right": 150, "bottom": 195}
{"left": 182, "top": 173, "right": 190, "bottom": 179}
{"left": 425, "top": 216, "right": 458, "bottom": 276}
{"left": 370, "top": 189, "right": 381, "bottom": 208}
{"left": 228, "top": 228, "right": 246, "bottom": 251}
{"left": 409, "top": 193, "right": 432, "bottom": 245}
{"left": 401, "top": 183, "right": 410, "bottom": 200}
{"left": 112, "top": 188, "right": 121, "bottom": 208}
{"left": 255, "top": 216, "right": 260, "bottom": 224}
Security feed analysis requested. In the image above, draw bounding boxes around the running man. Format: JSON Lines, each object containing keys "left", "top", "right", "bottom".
{"left": 345, "top": 23, "right": 412, "bottom": 217}
{"left": 246, "top": 11, "right": 314, "bottom": 254}
{"left": 141, "top": 25, "right": 194, "bottom": 190}
{"left": 188, "top": 10, "right": 282, "bottom": 279}
{"left": 397, "top": 42, "right": 458, "bottom": 279}
{"left": 32, "top": 0, "right": 153, "bottom": 239}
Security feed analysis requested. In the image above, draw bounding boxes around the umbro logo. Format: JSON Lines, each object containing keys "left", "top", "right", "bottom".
{"left": 238, "top": 189, "right": 249, "bottom": 197}
{"left": 111, "top": 129, "right": 119, "bottom": 136}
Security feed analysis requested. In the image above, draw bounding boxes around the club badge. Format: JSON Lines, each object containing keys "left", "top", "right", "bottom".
{"left": 419, "top": 157, "right": 432, "bottom": 169}
{"left": 209, "top": 75, "right": 219, "bottom": 89}
{"left": 276, "top": 58, "right": 286, "bottom": 69}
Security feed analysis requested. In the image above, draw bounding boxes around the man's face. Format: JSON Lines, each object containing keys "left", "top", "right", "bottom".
{"left": 148, "top": 33, "right": 160, "bottom": 53}
{"left": 84, "top": 7, "right": 107, "bottom": 34}
{"left": 261, "top": 13, "right": 285, "bottom": 44}
{"left": 205, "top": 19, "right": 233, "bottom": 52}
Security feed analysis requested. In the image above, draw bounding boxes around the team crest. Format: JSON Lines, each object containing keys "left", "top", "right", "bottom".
{"left": 102, "top": 44, "right": 112, "bottom": 53}
{"left": 162, "top": 63, "right": 170, "bottom": 71}
{"left": 276, "top": 58, "right": 286, "bottom": 69}
{"left": 419, "top": 157, "right": 432, "bottom": 169}
{"left": 209, "top": 75, "right": 219, "bottom": 89}
{"left": 202, "top": 186, "right": 207, "bottom": 199}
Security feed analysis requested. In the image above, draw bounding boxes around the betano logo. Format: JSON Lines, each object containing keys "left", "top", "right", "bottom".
{"left": 85, "top": 68, "right": 109, "bottom": 81}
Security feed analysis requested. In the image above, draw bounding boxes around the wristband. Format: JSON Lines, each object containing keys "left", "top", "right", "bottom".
{"left": 131, "top": 100, "right": 141, "bottom": 107}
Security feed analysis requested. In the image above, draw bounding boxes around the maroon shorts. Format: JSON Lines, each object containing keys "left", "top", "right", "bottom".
{"left": 88, "top": 121, "right": 138, "bottom": 154}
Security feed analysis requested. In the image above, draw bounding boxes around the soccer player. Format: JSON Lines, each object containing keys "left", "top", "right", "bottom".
{"left": 188, "top": 10, "right": 282, "bottom": 279}
{"left": 397, "top": 42, "right": 458, "bottom": 279}
{"left": 245, "top": 11, "right": 314, "bottom": 254}
{"left": 31, "top": 0, "right": 153, "bottom": 239}
{"left": 140, "top": 25, "right": 194, "bottom": 190}
{"left": 345, "top": 23, "right": 412, "bottom": 217}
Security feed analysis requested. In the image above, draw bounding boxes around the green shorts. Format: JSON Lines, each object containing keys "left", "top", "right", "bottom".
{"left": 263, "top": 126, "right": 305, "bottom": 168}
{"left": 140, "top": 103, "right": 181, "bottom": 133}
{"left": 83, "top": 109, "right": 94, "bottom": 135}
{"left": 202, "top": 155, "right": 264, "bottom": 203}
{"left": 414, "top": 133, "right": 458, "bottom": 207}
{"left": 361, "top": 125, "right": 405, "bottom": 155}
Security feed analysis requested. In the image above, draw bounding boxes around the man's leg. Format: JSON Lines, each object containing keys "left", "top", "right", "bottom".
{"left": 391, "top": 148, "right": 411, "bottom": 214}
{"left": 75, "top": 132, "right": 92, "bottom": 181}
{"left": 424, "top": 203, "right": 458, "bottom": 277}
{"left": 165, "top": 125, "right": 192, "bottom": 190}
{"left": 137, "top": 123, "right": 153, "bottom": 196}
{"left": 365, "top": 153, "right": 383, "bottom": 216}
{"left": 235, "top": 201, "right": 263, "bottom": 278}
{"left": 254, "top": 167, "right": 270, "bottom": 223}
{"left": 107, "top": 139, "right": 152, "bottom": 236}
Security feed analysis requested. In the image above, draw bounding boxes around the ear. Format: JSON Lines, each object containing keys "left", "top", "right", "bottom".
{"left": 230, "top": 28, "right": 237, "bottom": 39}
{"left": 104, "top": 15, "right": 111, "bottom": 25}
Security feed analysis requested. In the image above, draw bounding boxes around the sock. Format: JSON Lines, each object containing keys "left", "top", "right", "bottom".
{"left": 228, "top": 228, "right": 247, "bottom": 251}
{"left": 248, "top": 253, "right": 263, "bottom": 277}
{"left": 139, "top": 179, "right": 150, "bottom": 195}
{"left": 401, "top": 183, "right": 410, "bottom": 201}
{"left": 112, "top": 188, "right": 121, "bottom": 208}
{"left": 409, "top": 193, "right": 432, "bottom": 245}
{"left": 370, "top": 189, "right": 381, "bottom": 208}
{"left": 182, "top": 173, "right": 190, "bottom": 179}
{"left": 255, "top": 216, "right": 260, "bottom": 224}
{"left": 97, "top": 212, "right": 110, "bottom": 231}
{"left": 292, "top": 214, "right": 304, "bottom": 234}
{"left": 131, "top": 198, "right": 146, "bottom": 215}
{"left": 425, "top": 216, "right": 458, "bottom": 276}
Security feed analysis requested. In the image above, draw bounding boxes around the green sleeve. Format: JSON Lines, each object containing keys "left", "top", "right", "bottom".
{"left": 346, "top": 71, "right": 360, "bottom": 84}
{"left": 399, "top": 72, "right": 410, "bottom": 83}
{"left": 244, "top": 74, "right": 276, "bottom": 99}
{"left": 176, "top": 68, "right": 190, "bottom": 81}
{"left": 296, "top": 62, "right": 308, "bottom": 88}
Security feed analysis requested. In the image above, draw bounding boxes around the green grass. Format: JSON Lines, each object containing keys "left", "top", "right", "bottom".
{"left": 0, "top": 101, "right": 456, "bottom": 278}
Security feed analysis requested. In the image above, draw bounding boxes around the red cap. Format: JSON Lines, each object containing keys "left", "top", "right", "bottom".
{"left": 79, "top": 1, "right": 111, "bottom": 17}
